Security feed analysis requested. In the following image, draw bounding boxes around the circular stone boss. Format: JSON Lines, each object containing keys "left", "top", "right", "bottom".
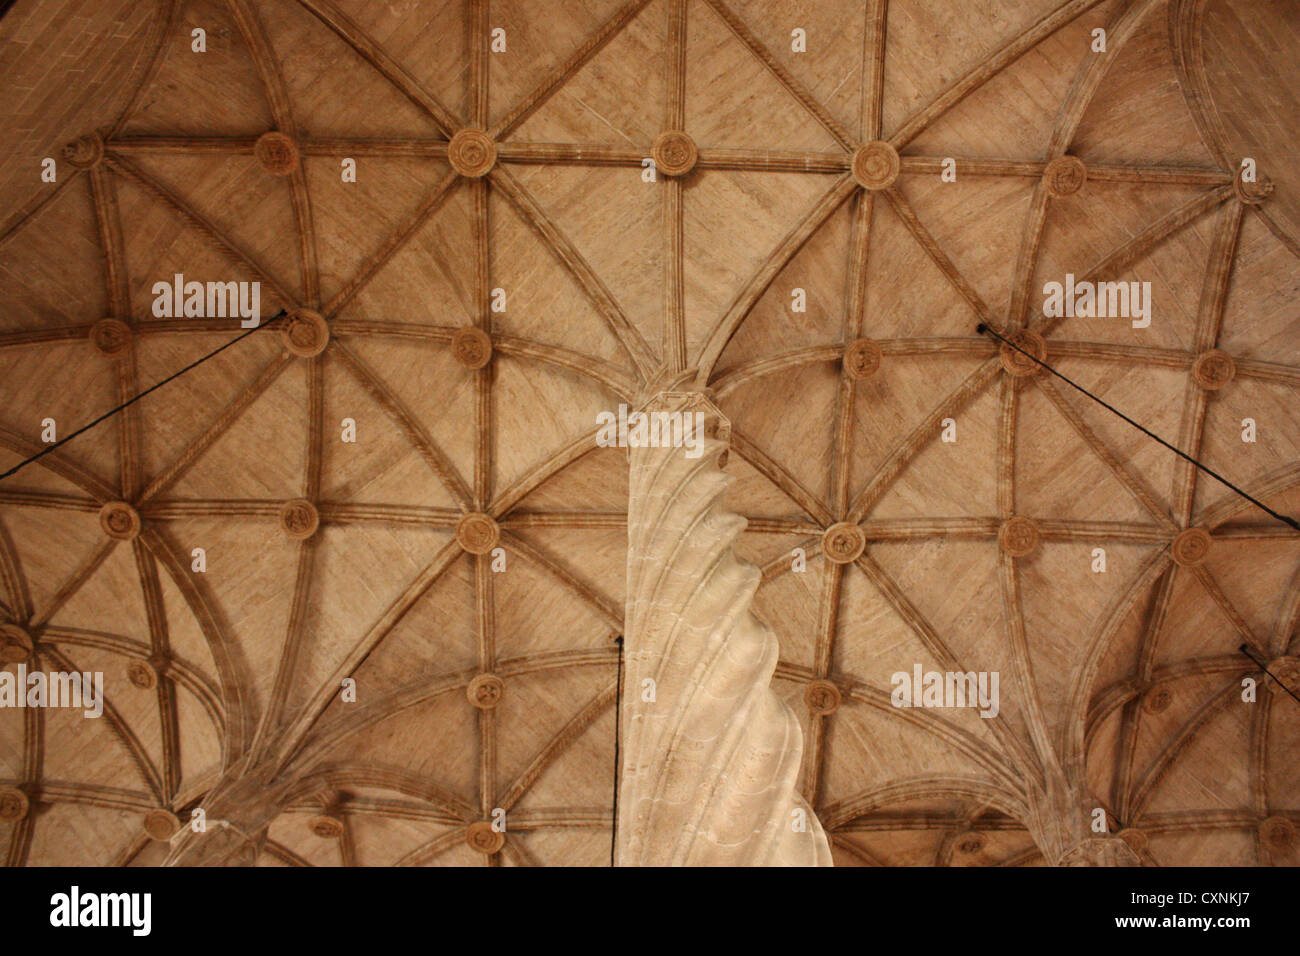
{"left": 279, "top": 498, "right": 320, "bottom": 539}
{"left": 1192, "top": 349, "right": 1235, "bottom": 390}
{"left": 843, "top": 338, "right": 882, "bottom": 380}
{"left": 99, "top": 501, "right": 141, "bottom": 540}
{"left": 452, "top": 327, "right": 493, "bottom": 370}
{"left": 1142, "top": 684, "right": 1173, "bottom": 714}
{"left": 456, "top": 513, "right": 499, "bottom": 554}
{"left": 0, "top": 623, "right": 33, "bottom": 664}
{"left": 448, "top": 129, "right": 497, "bottom": 178}
{"left": 281, "top": 308, "right": 329, "bottom": 358}
{"left": 466, "top": 820, "right": 505, "bottom": 853}
{"left": 90, "top": 318, "right": 132, "bottom": 356}
{"left": 254, "top": 131, "right": 299, "bottom": 175}
{"left": 998, "top": 516, "right": 1039, "bottom": 557}
{"left": 1234, "top": 166, "right": 1272, "bottom": 205}
{"left": 127, "top": 659, "right": 158, "bottom": 690}
{"left": 852, "top": 140, "right": 900, "bottom": 190}
{"left": 1171, "top": 527, "right": 1211, "bottom": 567}
{"left": 652, "top": 131, "right": 697, "bottom": 177}
{"left": 1260, "top": 816, "right": 1294, "bottom": 849}
{"left": 143, "top": 808, "right": 180, "bottom": 841}
{"left": 467, "top": 673, "right": 504, "bottom": 709}
{"left": 999, "top": 329, "right": 1046, "bottom": 377}
{"left": 954, "top": 831, "right": 985, "bottom": 856}
{"left": 1044, "top": 155, "right": 1086, "bottom": 197}
{"left": 308, "top": 814, "right": 345, "bottom": 839}
{"left": 0, "top": 787, "right": 30, "bottom": 821}
{"left": 804, "top": 680, "right": 841, "bottom": 715}
{"left": 62, "top": 132, "right": 104, "bottom": 169}
{"left": 822, "top": 523, "right": 866, "bottom": 564}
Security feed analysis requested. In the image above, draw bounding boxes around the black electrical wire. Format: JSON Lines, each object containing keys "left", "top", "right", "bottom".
{"left": 977, "top": 323, "right": 1300, "bottom": 532}
{"left": 1240, "top": 644, "right": 1300, "bottom": 705}
{"left": 0, "top": 310, "right": 287, "bottom": 483}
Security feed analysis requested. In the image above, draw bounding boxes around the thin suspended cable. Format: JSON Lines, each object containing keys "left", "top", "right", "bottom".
{"left": 0, "top": 310, "right": 287, "bottom": 483}
{"left": 976, "top": 323, "right": 1300, "bottom": 532}
{"left": 1240, "top": 644, "right": 1300, "bottom": 705}
{"left": 610, "top": 634, "right": 624, "bottom": 867}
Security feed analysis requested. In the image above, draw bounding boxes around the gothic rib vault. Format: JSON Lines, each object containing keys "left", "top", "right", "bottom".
{"left": 0, "top": 0, "right": 1298, "bottom": 866}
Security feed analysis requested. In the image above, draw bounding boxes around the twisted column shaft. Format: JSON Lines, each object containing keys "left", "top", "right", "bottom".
{"left": 616, "top": 391, "right": 831, "bottom": 866}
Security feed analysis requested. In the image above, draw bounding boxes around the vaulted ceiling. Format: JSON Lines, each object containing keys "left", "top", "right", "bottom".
{"left": 0, "top": 0, "right": 1297, "bottom": 867}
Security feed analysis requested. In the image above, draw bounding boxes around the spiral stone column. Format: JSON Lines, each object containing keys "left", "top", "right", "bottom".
{"left": 615, "top": 390, "right": 831, "bottom": 866}
{"left": 162, "top": 757, "right": 296, "bottom": 866}
{"left": 1024, "top": 767, "right": 1141, "bottom": 866}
